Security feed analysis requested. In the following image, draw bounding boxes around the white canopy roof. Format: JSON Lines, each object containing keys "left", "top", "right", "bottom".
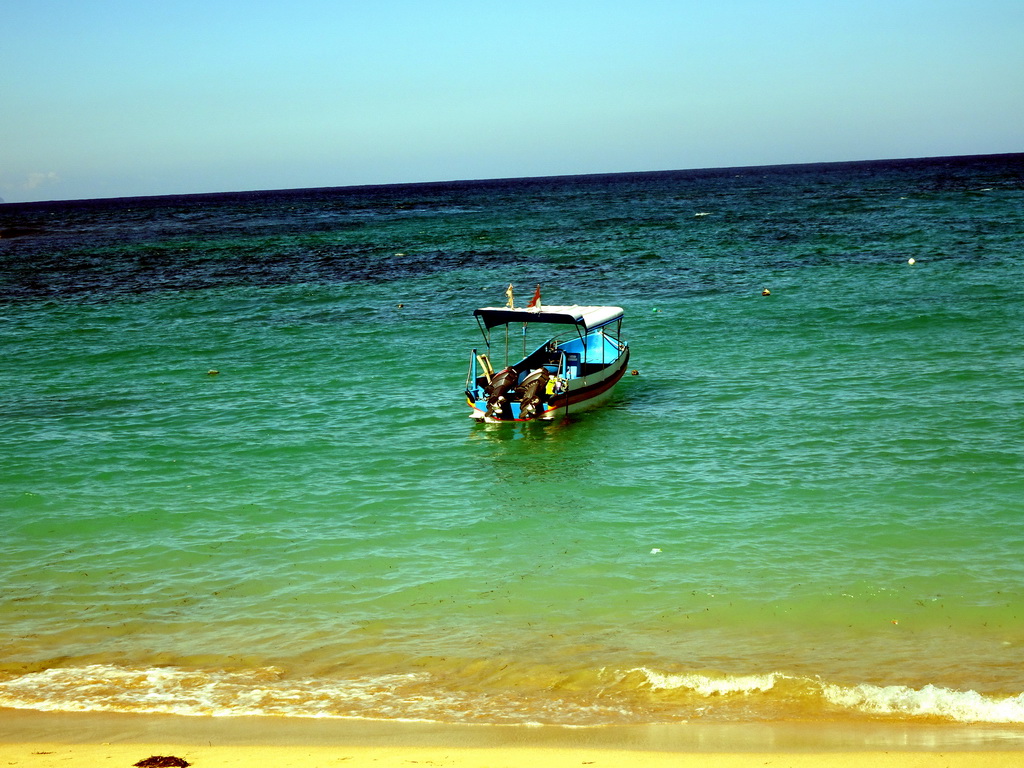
{"left": 474, "top": 305, "right": 624, "bottom": 331}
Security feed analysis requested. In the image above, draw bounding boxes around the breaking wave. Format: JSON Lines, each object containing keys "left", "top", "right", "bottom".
{"left": 630, "top": 666, "right": 1024, "bottom": 724}
{"left": 632, "top": 667, "right": 780, "bottom": 696}
{"left": 821, "top": 682, "right": 1024, "bottom": 723}
{"left": 2, "top": 663, "right": 1022, "bottom": 726}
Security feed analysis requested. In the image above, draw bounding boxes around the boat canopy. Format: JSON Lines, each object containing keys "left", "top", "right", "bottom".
{"left": 474, "top": 305, "right": 624, "bottom": 332}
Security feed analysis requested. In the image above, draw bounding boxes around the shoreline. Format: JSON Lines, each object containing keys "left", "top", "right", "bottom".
{"left": 4, "top": 747, "right": 1023, "bottom": 768}
{"left": 2, "top": 709, "right": 1023, "bottom": 768}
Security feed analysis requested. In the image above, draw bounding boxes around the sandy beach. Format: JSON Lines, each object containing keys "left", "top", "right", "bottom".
{"left": 2, "top": 709, "right": 1022, "bottom": 768}
{"left": 5, "top": 743, "right": 1024, "bottom": 768}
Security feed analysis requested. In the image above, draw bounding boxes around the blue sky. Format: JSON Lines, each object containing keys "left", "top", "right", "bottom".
{"left": 2, "top": 0, "right": 1022, "bottom": 202}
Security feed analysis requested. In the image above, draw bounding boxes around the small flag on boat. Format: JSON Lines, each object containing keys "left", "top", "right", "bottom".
{"left": 527, "top": 284, "right": 541, "bottom": 309}
{"left": 505, "top": 283, "right": 514, "bottom": 308}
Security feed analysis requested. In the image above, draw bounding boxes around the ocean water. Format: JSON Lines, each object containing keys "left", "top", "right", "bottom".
{"left": 1, "top": 154, "right": 1024, "bottom": 729}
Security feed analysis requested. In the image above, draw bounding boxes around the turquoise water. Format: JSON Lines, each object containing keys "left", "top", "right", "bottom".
{"left": 2, "top": 155, "right": 1024, "bottom": 725}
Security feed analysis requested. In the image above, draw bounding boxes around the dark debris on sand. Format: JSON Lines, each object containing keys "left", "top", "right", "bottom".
{"left": 133, "top": 757, "right": 190, "bottom": 767}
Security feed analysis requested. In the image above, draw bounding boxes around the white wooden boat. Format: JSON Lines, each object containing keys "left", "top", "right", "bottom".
{"left": 465, "top": 302, "right": 629, "bottom": 422}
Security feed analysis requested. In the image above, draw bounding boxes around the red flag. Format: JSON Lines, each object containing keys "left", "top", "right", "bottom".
{"left": 527, "top": 284, "right": 541, "bottom": 309}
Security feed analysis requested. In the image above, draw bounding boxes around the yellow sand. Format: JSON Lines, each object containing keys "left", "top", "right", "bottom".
{"left": 4, "top": 742, "right": 1024, "bottom": 768}
{"left": 2, "top": 709, "right": 1021, "bottom": 768}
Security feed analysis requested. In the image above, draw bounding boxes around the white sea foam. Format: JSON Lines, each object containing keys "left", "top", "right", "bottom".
{"left": 629, "top": 667, "right": 1024, "bottom": 723}
{"left": 3, "top": 664, "right": 1023, "bottom": 725}
{"left": 822, "top": 682, "right": 1024, "bottom": 723}
{"left": 631, "top": 667, "right": 781, "bottom": 696}
{"left": 0, "top": 664, "right": 631, "bottom": 724}
{"left": 0, "top": 664, "right": 430, "bottom": 719}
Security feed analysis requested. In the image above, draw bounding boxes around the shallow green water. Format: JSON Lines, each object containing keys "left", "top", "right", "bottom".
{"left": 2, "top": 156, "right": 1024, "bottom": 725}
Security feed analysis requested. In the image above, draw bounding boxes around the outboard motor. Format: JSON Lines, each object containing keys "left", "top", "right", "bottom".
{"left": 516, "top": 368, "right": 551, "bottom": 420}
{"left": 484, "top": 366, "right": 519, "bottom": 420}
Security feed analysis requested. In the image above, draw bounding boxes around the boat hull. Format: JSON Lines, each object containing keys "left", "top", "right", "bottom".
{"left": 469, "top": 347, "right": 630, "bottom": 423}
{"left": 465, "top": 303, "right": 630, "bottom": 424}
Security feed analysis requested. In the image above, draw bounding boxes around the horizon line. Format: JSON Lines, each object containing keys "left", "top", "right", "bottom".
{"left": 3, "top": 150, "right": 1022, "bottom": 208}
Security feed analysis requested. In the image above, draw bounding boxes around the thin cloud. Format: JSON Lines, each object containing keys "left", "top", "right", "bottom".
{"left": 25, "top": 171, "right": 59, "bottom": 190}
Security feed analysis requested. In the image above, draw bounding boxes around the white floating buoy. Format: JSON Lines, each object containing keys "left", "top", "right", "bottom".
{"left": 908, "top": 258, "right": 916, "bottom": 265}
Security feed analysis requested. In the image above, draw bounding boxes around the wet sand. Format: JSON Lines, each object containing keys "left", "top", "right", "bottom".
{"left": 2, "top": 709, "right": 1022, "bottom": 767}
